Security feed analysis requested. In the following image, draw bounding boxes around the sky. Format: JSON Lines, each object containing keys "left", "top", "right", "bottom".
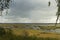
{"left": 0, "top": 0, "right": 59, "bottom": 23}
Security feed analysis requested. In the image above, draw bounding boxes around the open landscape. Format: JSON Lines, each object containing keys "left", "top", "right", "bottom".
{"left": 0, "top": 0, "right": 60, "bottom": 40}
{"left": 0, "top": 23, "right": 60, "bottom": 40}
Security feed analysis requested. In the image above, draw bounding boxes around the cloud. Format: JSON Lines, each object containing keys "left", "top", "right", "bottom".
{"left": 0, "top": 0, "right": 58, "bottom": 23}
{"left": 9, "top": 0, "right": 50, "bottom": 17}
{"left": 0, "top": 16, "right": 58, "bottom": 23}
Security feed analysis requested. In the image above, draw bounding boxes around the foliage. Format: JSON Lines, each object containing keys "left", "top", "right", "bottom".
{"left": 0, "top": 0, "right": 12, "bottom": 15}
{"left": 0, "top": 27, "right": 6, "bottom": 37}
{"left": 0, "top": 0, "right": 12, "bottom": 10}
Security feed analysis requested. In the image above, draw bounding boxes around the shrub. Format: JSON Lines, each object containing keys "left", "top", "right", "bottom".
{"left": 0, "top": 27, "right": 6, "bottom": 37}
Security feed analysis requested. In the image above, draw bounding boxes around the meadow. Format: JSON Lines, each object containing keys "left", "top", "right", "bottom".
{"left": 0, "top": 23, "right": 60, "bottom": 40}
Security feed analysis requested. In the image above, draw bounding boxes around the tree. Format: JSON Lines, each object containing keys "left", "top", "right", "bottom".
{"left": 48, "top": 0, "right": 60, "bottom": 26}
{"left": 0, "top": 0, "right": 12, "bottom": 16}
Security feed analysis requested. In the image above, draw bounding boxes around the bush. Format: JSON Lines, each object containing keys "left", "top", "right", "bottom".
{"left": 0, "top": 27, "right": 6, "bottom": 37}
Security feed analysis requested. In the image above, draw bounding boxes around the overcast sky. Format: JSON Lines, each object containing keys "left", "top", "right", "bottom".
{"left": 0, "top": 0, "right": 59, "bottom": 23}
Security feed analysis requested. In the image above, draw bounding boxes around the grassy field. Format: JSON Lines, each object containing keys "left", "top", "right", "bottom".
{"left": 0, "top": 28, "right": 60, "bottom": 40}
{"left": 0, "top": 23, "right": 60, "bottom": 40}
{"left": 12, "top": 29, "right": 60, "bottom": 38}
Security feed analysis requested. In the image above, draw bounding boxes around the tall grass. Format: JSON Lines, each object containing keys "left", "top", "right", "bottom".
{"left": 0, "top": 27, "right": 59, "bottom": 40}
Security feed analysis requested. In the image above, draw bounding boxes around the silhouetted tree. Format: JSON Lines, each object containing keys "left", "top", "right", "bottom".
{"left": 0, "top": 0, "right": 12, "bottom": 15}
{"left": 48, "top": 0, "right": 60, "bottom": 26}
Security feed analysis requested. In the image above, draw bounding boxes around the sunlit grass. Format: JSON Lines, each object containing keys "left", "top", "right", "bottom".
{"left": 0, "top": 23, "right": 60, "bottom": 40}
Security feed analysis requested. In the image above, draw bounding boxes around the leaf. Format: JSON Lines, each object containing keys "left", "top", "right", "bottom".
{"left": 48, "top": 1, "right": 51, "bottom": 6}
